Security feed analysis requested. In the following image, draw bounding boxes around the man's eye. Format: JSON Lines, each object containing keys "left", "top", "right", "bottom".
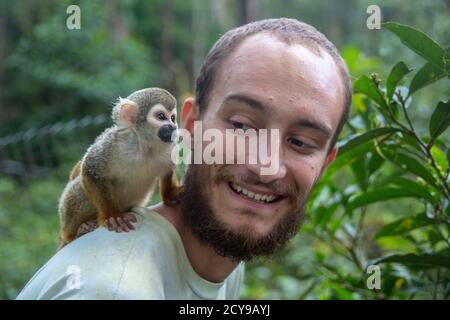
{"left": 230, "top": 121, "right": 251, "bottom": 131}
{"left": 156, "top": 112, "right": 167, "bottom": 121}
{"left": 288, "top": 138, "right": 313, "bottom": 151}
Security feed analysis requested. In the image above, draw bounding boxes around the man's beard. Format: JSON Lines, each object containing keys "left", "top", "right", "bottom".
{"left": 178, "top": 164, "right": 308, "bottom": 262}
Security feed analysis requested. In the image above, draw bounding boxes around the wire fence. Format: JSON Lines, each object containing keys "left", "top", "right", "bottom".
{"left": 0, "top": 115, "right": 109, "bottom": 183}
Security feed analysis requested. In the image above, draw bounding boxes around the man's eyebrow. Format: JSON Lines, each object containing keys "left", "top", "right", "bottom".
{"left": 295, "top": 119, "right": 332, "bottom": 138}
{"left": 222, "top": 94, "right": 268, "bottom": 114}
{"left": 223, "top": 93, "right": 332, "bottom": 138}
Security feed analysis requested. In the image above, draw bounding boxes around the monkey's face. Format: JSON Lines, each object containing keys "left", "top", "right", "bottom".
{"left": 145, "top": 104, "right": 178, "bottom": 144}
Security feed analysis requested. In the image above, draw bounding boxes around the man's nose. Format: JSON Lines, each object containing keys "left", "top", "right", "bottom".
{"left": 245, "top": 143, "right": 288, "bottom": 184}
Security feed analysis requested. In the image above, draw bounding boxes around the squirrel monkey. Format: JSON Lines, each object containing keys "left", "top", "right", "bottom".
{"left": 58, "top": 88, "right": 181, "bottom": 249}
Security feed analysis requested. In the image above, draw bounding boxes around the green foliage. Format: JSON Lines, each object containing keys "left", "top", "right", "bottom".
{"left": 375, "top": 251, "right": 450, "bottom": 269}
{"left": 314, "top": 21, "right": 450, "bottom": 299}
{"left": 2, "top": 0, "right": 157, "bottom": 133}
{"left": 383, "top": 22, "right": 446, "bottom": 68}
{"left": 430, "top": 100, "right": 450, "bottom": 142}
{"left": 0, "top": 177, "right": 61, "bottom": 299}
{"left": 386, "top": 62, "right": 412, "bottom": 100}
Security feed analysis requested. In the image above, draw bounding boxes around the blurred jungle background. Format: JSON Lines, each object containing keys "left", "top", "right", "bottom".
{"left": 0, "top": 0, "right": 449, "bottom": 299}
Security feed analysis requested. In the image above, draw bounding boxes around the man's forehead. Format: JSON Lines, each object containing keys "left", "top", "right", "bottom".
{"left": 208, "top": 33, "right": 344, "bottom": 132}
{"left": 221, "top": 33, "right": 340, "bottom": 89}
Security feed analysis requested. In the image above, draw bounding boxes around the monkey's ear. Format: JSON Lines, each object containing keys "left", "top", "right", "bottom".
{"left": 112, "top": 98, "right": 139, "bottom": 128}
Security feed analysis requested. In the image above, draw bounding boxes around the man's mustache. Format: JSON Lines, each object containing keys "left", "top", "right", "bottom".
{"left": 214, "top": 168, "right": 301, "bottom": 201}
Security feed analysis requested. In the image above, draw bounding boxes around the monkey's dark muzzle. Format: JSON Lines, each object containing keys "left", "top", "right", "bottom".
{"left": 158, "top": 125, "right": 177, "bottom": 143}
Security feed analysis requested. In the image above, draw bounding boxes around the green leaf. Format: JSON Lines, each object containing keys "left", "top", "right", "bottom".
{"left": 352, "top": 93, "right": 369, "bottom": 114}
{"left": 399, "top": 133, "right": 422, "bottom": 153}
{"left": 374, "top": 251, "right": 450, "bottom": 269}
{"left": 332, "top": 285, "right": 355, "bottom": 300}
{"left": 376, "top": 212, "right": 435, "bottom": 239}
{"left": 445, "top": 46, "right": 450, "bottom": 70}
{"left": 351, "top": 156, "right": 369, "bottom": 190}
{"left": 339, "top": 127, "right": 400, "bottom": 155}
{"left": 430, "top": 146, "right": 448, "bottom": 173}
{"left": 329, "top": 219, "right": 342, "bottom": 238}
{"left": 368, "top": 151, "right": 384, "bottom": 175}
{"left": 409, "top": 62, "right": 446, "bottom": 96}
{"left": 372, "top": 167, "right": 407, "bottom": 188}
{"left": 387, "top": 62, "right": 412, "bottom": 99}
{"left": 328, "top": 141, "right": 374, "bottom": 176}
{"left": 428, "top": 230, "right": 444, "bottom": 246}
{"left": 382, "top": 148, "right": 439, "bottom": 188}
{"left": 383, "top": 22, "right": 445, "bottom": 68}
{"left": 429, "top": 100, "right": 450, "bottom": 141}
{"left": 314, "top": 203, "right": 338, "bottom": 228}
{"left": 389, "top": 101, "right": 401, "bottom": 121}
{"left": 347, "top": 187, "right": 421, "bottom": 211}
{"left": 447, "top": 148, "right": 450, "bottom": 165}
{"left": 390, "top": 177, "right": 437, "bottom": 204}
{"left": 353, "top": 75, "right": 388, "bottom": 109}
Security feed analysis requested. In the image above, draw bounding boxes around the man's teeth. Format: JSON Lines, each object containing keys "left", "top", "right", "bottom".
{"left": 231, "top": 183, "right": 277, "bottom": 203}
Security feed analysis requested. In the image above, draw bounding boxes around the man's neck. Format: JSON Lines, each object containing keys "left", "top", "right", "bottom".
{"left": 151, "top": 202, "right": 240, "bottom": 283}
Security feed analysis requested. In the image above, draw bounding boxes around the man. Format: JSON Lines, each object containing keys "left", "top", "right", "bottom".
{"left": 17, "top": 18, "right": 352, "bottom": 300}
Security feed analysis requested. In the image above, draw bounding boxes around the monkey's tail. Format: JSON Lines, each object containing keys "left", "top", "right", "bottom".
{"left": 160, "top": 170, "right": 183, "bottom": 206}
{"left": 57, "top": 237, "right": 69, "bottom": 252}
{"left": 69, "top": 160, "right": 82, "bottom": 180}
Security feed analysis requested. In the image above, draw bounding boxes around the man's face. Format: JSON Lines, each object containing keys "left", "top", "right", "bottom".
{"left": 180, "top": 33, "right": 344, "bottom": 260}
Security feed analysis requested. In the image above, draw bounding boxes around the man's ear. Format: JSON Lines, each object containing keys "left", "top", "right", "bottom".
{"left": 324, "top": 146, "right": 338, "bottom": 169}
{"left": 318, "top": 145, "right": 338, "bottom": 178}
{"left": 181, "top": 97, "right": 200, "bottom": 135}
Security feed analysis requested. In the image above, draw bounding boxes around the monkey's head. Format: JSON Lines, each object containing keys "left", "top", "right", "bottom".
{"left": 112, "top": 88, "right": 178, "bottom": 146}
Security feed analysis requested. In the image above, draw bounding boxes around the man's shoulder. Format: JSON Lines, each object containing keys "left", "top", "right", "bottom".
{"left": 62, "top": 207, "right": 177, "bottom": 265}
{"left": 17, "top": 208, "right": 179, "bottom": 299}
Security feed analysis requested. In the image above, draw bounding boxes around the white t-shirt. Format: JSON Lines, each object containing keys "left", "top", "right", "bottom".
{"left": 16, "top": 207, "right": 244, "bottom": 300}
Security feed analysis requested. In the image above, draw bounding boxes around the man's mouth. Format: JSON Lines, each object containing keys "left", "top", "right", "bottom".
{"left": 228, "top": 182, "right": 282, "bottom": 204}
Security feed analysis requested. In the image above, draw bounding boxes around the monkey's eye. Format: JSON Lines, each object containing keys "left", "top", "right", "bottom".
{"left": 156, "top": 112, "right": 167, "bottom": 121}
{"left": 171, "top": 115, "right": 176, "bottom": 122}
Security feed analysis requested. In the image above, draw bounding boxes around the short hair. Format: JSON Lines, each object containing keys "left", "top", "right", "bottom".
{"left": 195, "top": 18, "right": 352, "bottom": 150}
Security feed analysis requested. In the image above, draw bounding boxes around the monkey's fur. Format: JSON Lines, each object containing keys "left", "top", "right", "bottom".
{"left": 58, "top": 88, "right": 180, "bottom": 249}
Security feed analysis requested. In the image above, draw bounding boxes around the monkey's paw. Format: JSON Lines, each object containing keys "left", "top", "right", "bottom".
{"left": 105, "top": 212, "right": 137, "bottom": 233}
{"left": 76, "top": 219, "right": 99, "bottom": 238}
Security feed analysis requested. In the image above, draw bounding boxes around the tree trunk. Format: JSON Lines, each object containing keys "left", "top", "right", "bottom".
{"left": 107, "top": 0, "right": 128, "bottom": 41}
{"left": 237, "top": 0, "right": 256, "bottom": 25}
{"left": 0, "top": 10, "right": 5, "bottom": 114}
{"left": 160, "top": 0, "right": 174, "bottom": 92}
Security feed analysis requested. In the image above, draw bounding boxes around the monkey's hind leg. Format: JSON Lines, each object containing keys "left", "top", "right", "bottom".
{"left": 160, "top": 170, "right": 182, "bottom": 206}
{"left": 58, "top": 177, "right": 97, "bottom": 249}
{"left": 81, "top": 173, "right": 136, "bottom": 233}
{"left": 76, "top": 219, "right": 99, "bottom": 237}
